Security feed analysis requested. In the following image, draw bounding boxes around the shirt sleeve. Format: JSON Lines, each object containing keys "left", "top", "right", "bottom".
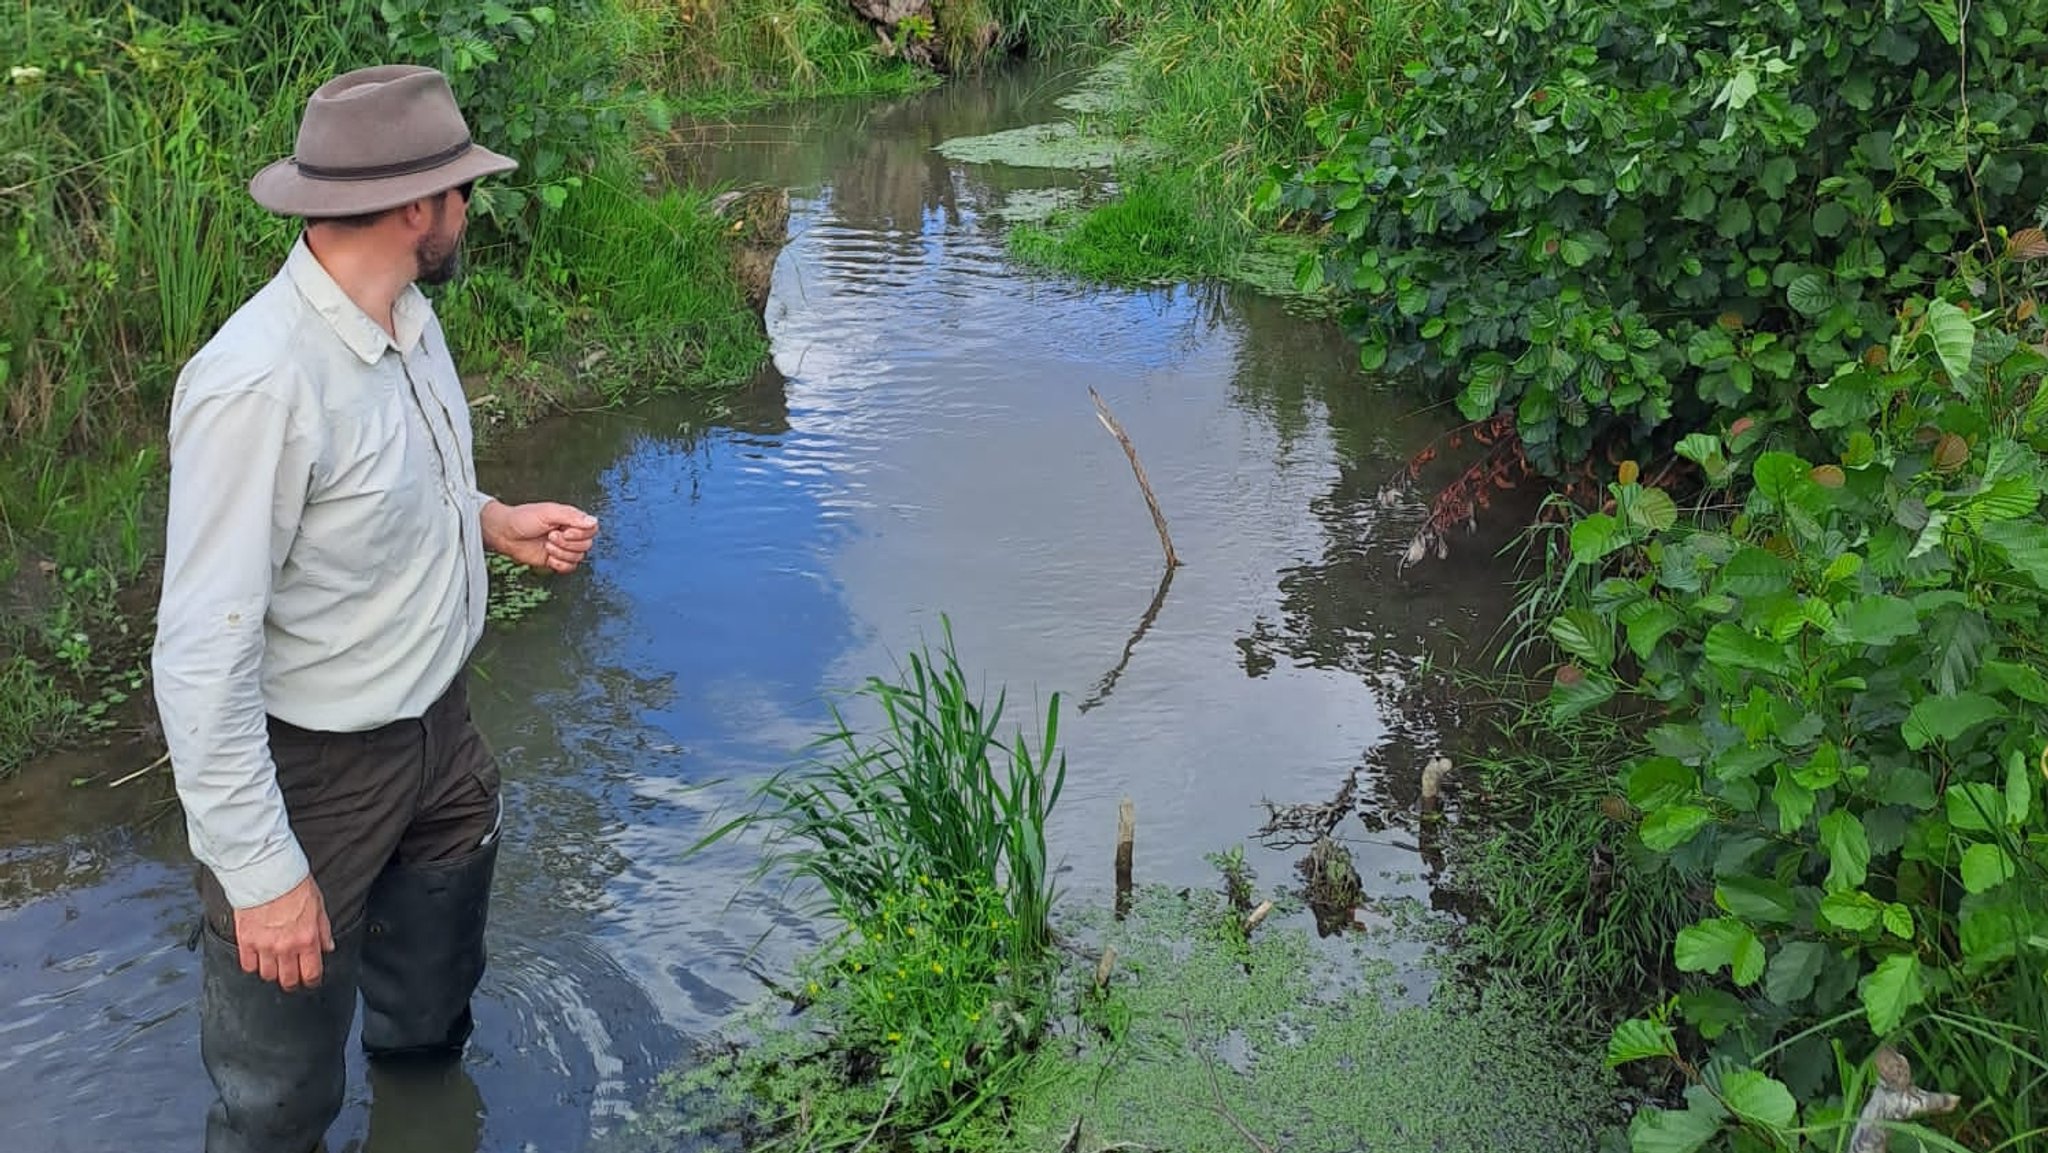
{"left": 151, "top": 376, "right": 312, "bottom": 910}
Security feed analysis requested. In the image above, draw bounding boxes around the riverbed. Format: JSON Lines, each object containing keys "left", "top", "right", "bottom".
{"left": 0, "top": 59, "right": 1520, "bottom": 1152}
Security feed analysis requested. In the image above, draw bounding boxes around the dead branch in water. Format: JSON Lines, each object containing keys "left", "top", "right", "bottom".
{"left": 1850, "top": 1046, "right": 1961, "bottom": 1153}
{"left": 1090, "top": 387, "right": 1180, "bottom": 570}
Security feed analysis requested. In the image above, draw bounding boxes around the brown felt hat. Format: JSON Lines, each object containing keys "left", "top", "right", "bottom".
{"left": 249, "top": 64, "right": 518, "bottom": 218}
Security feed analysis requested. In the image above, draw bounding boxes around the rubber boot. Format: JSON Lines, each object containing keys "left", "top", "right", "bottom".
{"left": 198, "top": 920, "right": 362, "bottom": 1153}
{"left": 357, "top": 838, "right": 499, "bottom": 1060}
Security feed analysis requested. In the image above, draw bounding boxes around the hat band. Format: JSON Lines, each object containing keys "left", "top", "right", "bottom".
{"left": 292, "top": 136, "right": 474, "bottom": 182}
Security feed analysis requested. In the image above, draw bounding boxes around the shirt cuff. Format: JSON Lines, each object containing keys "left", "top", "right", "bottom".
{"left": 210, "top": 838, "right": 312, "bottom": 910}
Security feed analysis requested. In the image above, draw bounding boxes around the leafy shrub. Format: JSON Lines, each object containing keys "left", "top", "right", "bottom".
{"left": 1274, "top": 0, "right": 2048, "bottom": 480}
{"left": 1542, "top": 269, "right": 2048, "bottom": 1148}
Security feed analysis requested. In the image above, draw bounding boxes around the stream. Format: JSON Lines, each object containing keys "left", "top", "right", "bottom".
{"left": 0, "top": 59, "right": 1523, "bottom": 1152}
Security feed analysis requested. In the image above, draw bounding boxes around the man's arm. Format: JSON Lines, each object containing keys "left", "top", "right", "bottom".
{"left": 152, "top": 380, "right": 332, "bottom": 987}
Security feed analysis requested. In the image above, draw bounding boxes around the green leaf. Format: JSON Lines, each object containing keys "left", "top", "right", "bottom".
{"left": 1752, "top": 452, "right": 1811, "bottom": 506}
{"left": 1884, "top": 902, "right": 1915, "bottom": 940}
{"left": 1622, "top": 600, "right": 1685, "bottom": 660}
{"left": 1676, "top": 433, "right": 1725, "bottom": 468}
{"left": 1980, "top": 519, "right": 2048, "bottom": 590}
{"left": 1607, "top": 1017, "right": 1677, "bottom": 1066}
{"left": 1774, "top": 770, "right": 1815, "bottom": 833}
{"left": 1760, "top": 157, "right": 1799, "bottom": 200}
{"left": 1860, "top": 953, "right": 1926, "bottom": 1034}
{"left": 1819, "top": 809, "right": 1871, "bottom": 891}
{"left": 1629, "top": 487, "right": 1679, "bottom": 534}
{"left": 1676, "top": 918, "right": 1766, "bottom": 986}
{"left": 1918, "top": 0, "right": 1962, "bottom": 45}
{"left": 1458, "top": 359, "right": 1507, "bottom": 420}
{"left": 1705, "top": 623, "right": 1796, "bottom": 679}
{"left": 1766, "top": 940, "right": 1828, "bottom": 1005}
{"left": 1715, "top": 877, "right": 1796, "bottom": 923}
{"left": 1822, "top": 890, "right": 1883, "bottom": 931}
{"left": 1926, "top": 298, "right": 1977, "bottom": 381}
{"left": 1628, "top": 1102, "right": 1724, "bottom": 1153}
{"left": 1835, "top": 596, "right": 1919, "bottom": 646}
{"left": 1902, "top": 692, "right": 2004, "bottom": 750}
{"left": 1721, "top": 1069, "right": 1798, "bottom": 1130}
{"left": 1981, "top": 660, "right": 2048, "bottom": 704}
{"left": 1814, "top": 202, "right": 1850, "bottom": 238}
{"left": 1788, "top": 274, "right": 1835, "bottom": 317}
{"left": 2008, "top": 748, "right": 2033, "bottom": 827}
{"left": 1961, "top": 843, "right": 2015, "bottom": 893}
{"left": 1948, "top": 782, "right": 2009, "bottom": 832}
{"left": 1715, "top": 548, "right": 1793, "bottom": 599}
{"left": 1550, "top": 609, "right": 1614, "bottom": 669}
{"left": 1642, "top": 805, "right": 1715, "bottom": 851}
{"left": 1629, "top": 756, "right": 1697, "bottom": 808}
{"left": 1571, "top": 513, "right": 1627, "bottom": 564}
{"left": 1965, "top": 471, "right": 2040, "bottom": 526}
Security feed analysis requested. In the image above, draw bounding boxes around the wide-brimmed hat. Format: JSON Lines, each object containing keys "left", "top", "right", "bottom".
{"left": 249, "top": 64, "right": 518, "bottom": 218}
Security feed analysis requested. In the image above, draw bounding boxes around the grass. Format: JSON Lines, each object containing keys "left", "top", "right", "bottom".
{"left": 998, "top": 0, "right": 1439, "bottom": 289}
{"left": 1440, "top": 683, "right": 1699, "bottom": 1023}
{"left": 1008, "top": 164, "right": 1233, "bottom": 284}
{"left": 617, "top": 0, "right": 940, "bottom": 115}
{"left": 0, "top": 0, "right": 808, "bottom": 769}
{"left": 677, "top": 620, "right": 1069, "bottom": 1147}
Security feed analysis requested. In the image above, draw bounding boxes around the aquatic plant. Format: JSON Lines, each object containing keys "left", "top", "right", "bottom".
{"left": 676, "top": 619, "right": 1067, "bottom": 1145}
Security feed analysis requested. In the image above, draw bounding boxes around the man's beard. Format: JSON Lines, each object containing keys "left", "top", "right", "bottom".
{"left": 415, "top": 227, "right": 462, "bottom": 286}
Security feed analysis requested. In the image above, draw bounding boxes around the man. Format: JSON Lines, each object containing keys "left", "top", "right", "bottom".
{"left": 151, "top": 64, "right": 599, "bottom": 1153}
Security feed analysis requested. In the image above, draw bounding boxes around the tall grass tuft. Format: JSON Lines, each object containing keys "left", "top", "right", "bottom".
{"left": 1444, "top": 682, "right": 1697, "bottom": 1022}
{"left": 705, "top": 617, "right": 1067, "bottom": 969}
{"left": 679, "top": 619, "right": 1068, "bottom": 1143}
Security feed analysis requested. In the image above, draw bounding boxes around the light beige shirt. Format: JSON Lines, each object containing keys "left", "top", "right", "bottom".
{"left": 152, "top": 235, "right": 492, "bottom": 910}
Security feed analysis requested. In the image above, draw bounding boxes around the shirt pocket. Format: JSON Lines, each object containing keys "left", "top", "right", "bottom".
{"left": 298, "top": 391, "right": 431, "bottom": 585}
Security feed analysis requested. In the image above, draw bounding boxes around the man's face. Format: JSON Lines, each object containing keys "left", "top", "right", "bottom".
{"left": 413, "top": 182, "right": 472, "bottom": 286}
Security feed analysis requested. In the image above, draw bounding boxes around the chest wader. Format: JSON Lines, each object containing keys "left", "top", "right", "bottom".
{"left": 194, "top": 674, "right": 502, "bottom": 1153}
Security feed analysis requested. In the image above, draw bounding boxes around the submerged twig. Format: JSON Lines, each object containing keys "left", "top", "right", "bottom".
{"left": 1089, "top": 387, "right": 1180, "bottom": 570}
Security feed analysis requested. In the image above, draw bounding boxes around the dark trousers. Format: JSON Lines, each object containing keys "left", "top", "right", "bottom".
{"left": 195, "top": 671, "right": 502, "bottom": 1153}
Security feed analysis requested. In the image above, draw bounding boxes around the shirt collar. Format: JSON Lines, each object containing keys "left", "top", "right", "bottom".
{"left": 283, "top": 234, "right": 430, "bottom": 365}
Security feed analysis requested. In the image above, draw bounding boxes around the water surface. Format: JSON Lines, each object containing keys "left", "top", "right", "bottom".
{"left": 0, "top": 60, "right": 1520, "bottom": 1152}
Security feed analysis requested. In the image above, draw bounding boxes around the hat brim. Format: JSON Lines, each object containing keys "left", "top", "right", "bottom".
{"left": 249, "top": 144, "right": 519, "bottom": 217}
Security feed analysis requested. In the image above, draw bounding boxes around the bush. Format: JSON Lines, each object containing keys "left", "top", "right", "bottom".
{"left": 1275, "top": 0, "right": 2048, "bottom": 486}
{"left": 1538, "top": 269, "right": 2048, "bottom": 1149}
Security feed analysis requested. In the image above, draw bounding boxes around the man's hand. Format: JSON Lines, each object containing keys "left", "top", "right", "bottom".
{"left": 233, "top": 874, "right": 335, "bottom": 990}
{"left": 481, "top": 500, "right": 599, "bottom": 574}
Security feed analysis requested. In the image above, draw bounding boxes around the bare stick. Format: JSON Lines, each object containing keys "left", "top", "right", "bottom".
{"left": 109, "top": 751, "right": 171, "bottom": 789}
{"left": 1242, "top": 901, "right": 1274, "bottom": 935}
{"left": 1094, "top": 946, "right": 1118, "bottom": 993}
{"left": 1090, "top": 387, "right": 1180, "bottom": 570}
{"left": 1850, "top": 1046, "right": 1961, "bottom": 1153}
{"left": 1115, "top": 797, "right": 1136, "bottom": 920}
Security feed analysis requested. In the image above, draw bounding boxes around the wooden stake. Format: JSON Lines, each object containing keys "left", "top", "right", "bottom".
{"left": 1093, "top": 945, "right": 1118, "bottom": 993}
{"left": 1115, "top": 797, "right": 1135, "bottom": 920}
{"left": 1243, "top": 900, "right": 1274, "bottom": 935}
{"left": 1090, "top": 388, "right": 1181, "bottom": 570}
